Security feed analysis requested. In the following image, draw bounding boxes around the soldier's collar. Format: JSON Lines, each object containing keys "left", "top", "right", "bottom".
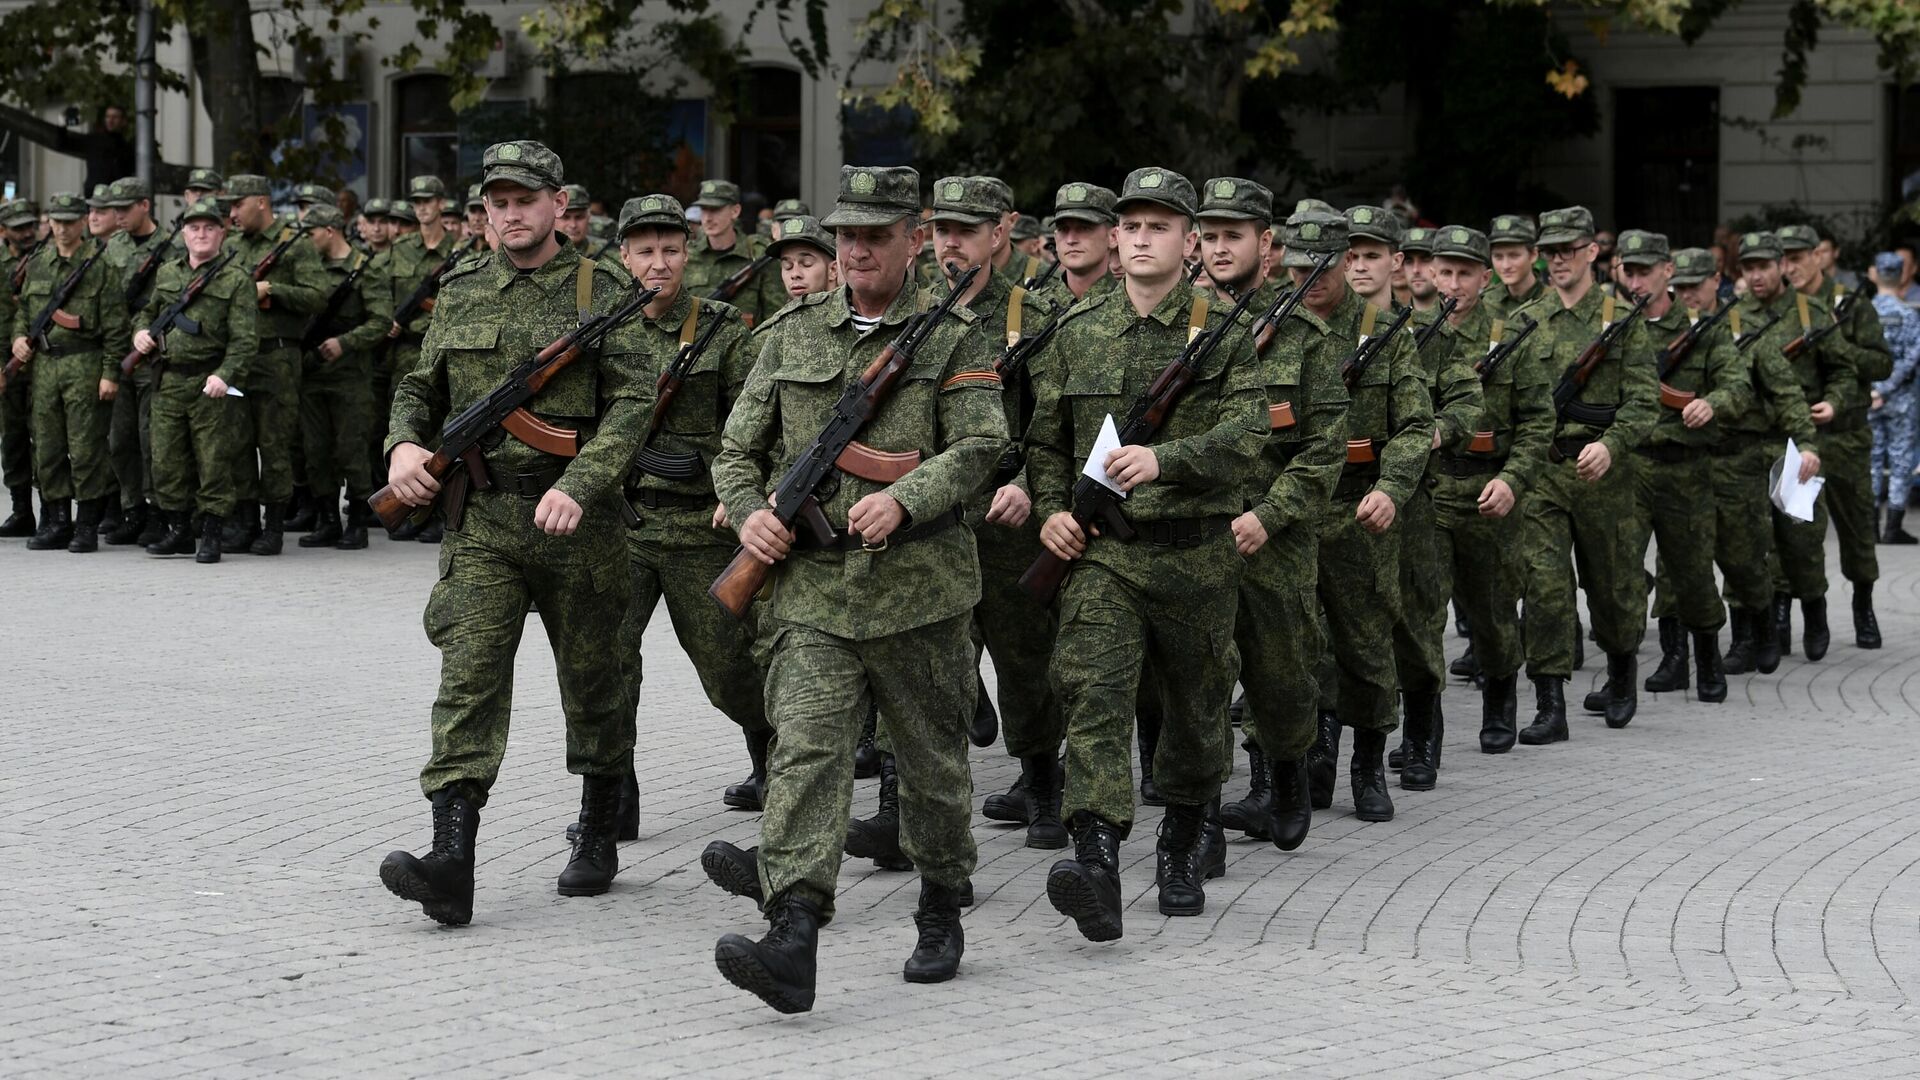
{"left": 644, "top": 284, "right": 695, "bottom": 329}
{"left": 1137, "top": 278, "right": 1198, "bottom": 329}
{"left": 828, "top": 276, "right": 922, "bottom": 329}
{"left": 486, "top": 242, "right": 578, "bottom": 293}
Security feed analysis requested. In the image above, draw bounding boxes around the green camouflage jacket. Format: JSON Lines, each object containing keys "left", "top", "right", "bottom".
{"left": 102, "top": 226, "right": 169, "bottom": 314}
{"left": 1410, "top": 303, "right": 1485, "bottom": 456}
{"left": 1813, "top": 276, "right": 1892, "bottom": 390}
{"left": 14, "top": 238, "right": 129, "bottom": 381}
{"left": 1243, "top": 277, "right": 1349, "bottom": 536}
{"left": 1443, "top": 300, "right": 1554, "bottom": 499}
{"left": 224, "top": 223, "right": 328, "bottom": 342}
{"left": 1320, "top": 287, "right": 1433, "bottom": 507}
{"left": 613, "top": 287, "right": 753, "bottom": 504}
{"left": 685, "top": 225, "right": 775, "bottom": 325}
{"left": 306, "top": 252, "right": 389, "bottom": 377}
{"left": 1642, "top": 298, "right": 1752, "bottom": 448}
{"left": 1516, "top": 282, "right": 1658, "bottom": 460}
{"left": 134, "top": 255, "right": 257, "bottom": 386}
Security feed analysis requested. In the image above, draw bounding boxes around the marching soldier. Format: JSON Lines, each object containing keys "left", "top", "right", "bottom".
{"left": 686, "top": 179, "right": 776, "bottom": 324}
{"left": 770, "top": 198, "right": 811, "bottom": 223}
{"left": 100, "top": 177, "right": 166, "bottom": 546}
{"left": 297, "top": 204, "right": 387, "bottom": 549}
{"left": 1485, "top": 214, "right": 1547, "bottom": 322}
{"left": 292, "top": 183, "right": 336, "bottom": 220}
{"left": 556, "top": 183, "right": 592, "bottom": 248}
{"left": 374, "top": 176, "right": 466, "bottom": 542}
{"left": 1031, "top": 182, "right": 1118, "bottom": 312}
{"left": 360, "top": 199, "right": 394, "bottom": 254}
{"left": 463, "top": 185, "right": 489, "bottom": 249}
{"left": 1, "top": 199, "right": 43, "bottom": 537}
{"left": 768, "top": 215, "right": 836, "bottom": 300}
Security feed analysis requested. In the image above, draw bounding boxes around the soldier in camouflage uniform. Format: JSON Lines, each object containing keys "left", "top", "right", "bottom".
{"left": 1031, "top": 183, "right": 1119, "bottom": 314}
{"left": 1, "top": 199, "right": 42, "bottom": 536}
{"left": 1027, "top": 167, "right": 1265, "bottom": 933}
{"left": 1780, "top": 223, "right": 1889, "bottom": 651}
{"left": 360, "top": 199, "right": 393, "bottom": 254}
{"left": 556, "top": 182, "right": 592, "bottom": 249}
{"left": 686, "top": 179, "right": 777, "bottom": 325}
{"left": 1010, "top": 213, "right": 1045, "bottom": 261}
{"left": 297, "top": 204, "right": 387, "bottom": 549}
{"left": 97, "top": 177, "right": 167, "bottom": 544}
{"left": 8, "top": 191, "right": 127, "bottom": 552}
{"left": 769, "top": 215, "right": 836, "bottom": 300}
{"left": 1513, "top": 207, "right": 1658, "bottom": 744}
{"left": 1618, "top": 230, "right": 1750, "bottom": 705}
{"left": 770, "top": 198, "right": 811, "bottom": 223}
{"left": 1485, "top": 214, "right": 1548, "bottom": 323}
{"left": 128, "top": 200, "right": 256, "bottom": 563}
{"left": 463, "top": 185, "right": 489, "bottom": 250}
{"left": 707, "top": 165, "right": 1005, "bottom": 1010}
{"left": 292, "top": 183, "right": 336, "bottom": 221}
{"left": 378, "top": 141, "right": 646, "bottom": 926}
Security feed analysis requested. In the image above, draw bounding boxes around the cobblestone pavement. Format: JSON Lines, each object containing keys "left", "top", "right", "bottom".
{"left": 4, "top": 533, "right": 1919, "bottom": 1079}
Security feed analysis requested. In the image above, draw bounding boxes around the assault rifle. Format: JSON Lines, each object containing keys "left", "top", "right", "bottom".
{"left": 120, "top": 251, "right": 240, "bottom": 375}
{"left": 302, "top": 253, "right": 372, "bottom": 354}
{"left": 1549, "top": 290, "right": 1651, "bottom": 421}
{"left": 1409, "top": 297, "right": 1459, "bottom": 354}
{"left": 1475, "top": 315, "right": 1538, "bottom": 381}
{"left": 1341, "top": 303, "right": 1417, "bottom": 389}
{"left": 6, "top": 242, "right": 105, "bottom": 380}
{"left": 123, "top": 223, "right": 182, "bottom": 311}
{"left": 708, "top": 265, "right": 981, "bottom": 618}
{"left": 629, "top": 309, "right": 732, "bottom": 485}
{"left": 383, "top": 237, "right": 481, "bottom": 352}
{"left": 8, "top": 237, "right": 45, "bottom": 295}
{"left": 1656, "top": 299, "right": 1734, "bottom": 409}
{"left": 1781, "top": 288, "right": 1862, "bottom": 360}
{"left": 705, "top": 253, "right": 774, "bottom": 306}
{"left": 251, "top": 222, "right": 310, "bottom": 308}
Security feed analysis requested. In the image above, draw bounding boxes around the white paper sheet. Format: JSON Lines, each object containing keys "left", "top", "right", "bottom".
{"left": 1769, "top": 437, "right": 1824, "bottom": 522}
{"left": 223, "top": 387, "right": 246, "bottom": 398}
{"left": 1081, "top": 413, "right": 1127, "bottom": 496}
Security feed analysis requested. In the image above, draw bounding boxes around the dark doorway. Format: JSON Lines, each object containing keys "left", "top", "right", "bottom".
{"left": 1613, "top": 86, "right": 1719, "bottom": 245}
{"left": 394, "top": 74, "right": 457, "bottom": 193}
{"left": 727, "top": 66, "right": 802, "bottom": 205}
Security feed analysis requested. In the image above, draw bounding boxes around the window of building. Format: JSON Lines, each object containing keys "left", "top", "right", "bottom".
{"left": 727, "top": 66, "right": 802, "bottom": 206}
{"left": 394, "top": 74, "right": 457, "bottom": 193}
{"left": 1889, "top": 83, "right": 1920, "bottom": 216}
{"left": 1613, "top": 86, "right": 1720, "bottom": 243}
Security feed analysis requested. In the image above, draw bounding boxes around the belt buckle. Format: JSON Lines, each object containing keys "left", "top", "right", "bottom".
{"left": 860, "top": 533, "right": 889, "bottom": 553}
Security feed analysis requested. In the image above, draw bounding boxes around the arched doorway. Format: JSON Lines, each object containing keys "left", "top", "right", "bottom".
{"left": 727, "top": 66, "right": 802, "bottom": 206}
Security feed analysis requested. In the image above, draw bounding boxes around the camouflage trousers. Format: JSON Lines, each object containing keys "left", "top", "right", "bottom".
{"left": 617, "top": 503, "right": 769, "bottom": 738}
{"left": 369, "top": 351, "right": 397, "bottom": 494}
{"left": 30, "top": 352, "right": 114, "bottom": 502}
{"left": 1815, "top": 426, "right": 1877, "bottom": 586}
{"left": 150, "top": 368, "right": 241, "bottom": 517}
{"left": 1235, "top": 523, "right": 1324, "bottom": 763}
{"left": 298, "top": 361, "right": 373, "bottom": 500}
{"left": 228, "top": 345, "right": 299, "bottom": 506}
{"left": 1653, "top": 437, "right": 1776, "bottom": 618}
{"left": 0, "top": 369, "right": 31, "bottom": 492}
{"left": 1431, "top": 470, "right": 1524, "bottom": 681}
{"left": 417, "top": 490, "right": 634, "bottom": 806}
{"left": 1869, "top": 401, "right": 1918, "bottom": 508}
{"left": 1315, "top": 496, "right": 1402, "bottom": 734}
{"left": 1391, "top": 483, "right": 1448, "bottom": 696}
{"left": 973, "top": 514, "right": 1062, "bottom": 759}
{"left": 1054, "top": 530, "right": 1241, "bottom": 834}
{"left": 1632, "top": 448, "right": 1725, "bottom": 632}
{"left": 107, "top": 367, "right": 154, "bottom": 507}
{"left": 754, "top": 611, "right": 977, "bottom": 923}
{"left": 1522, "top": 449, "right": 1647, "bottom": 678}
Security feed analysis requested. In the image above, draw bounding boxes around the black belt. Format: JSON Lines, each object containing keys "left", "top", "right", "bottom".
{"left": 1133, "top": 515, "right": 1229, "bottom": 549}
{"left": 1636, "top": 442, "right": 1709, "bottom": 464}
{"left": 1712, "top": 430, "right": 1768, "bottom": 454}
{"left": 1434, "top": 454, "right": 1504, "bottom": 478}
{"left": 797, "top": 507, "right": 961, "bottom": 553}
{"left": 626, "top": 488, "right": 710, "bottom": 510}
{"left": 483, "top": 460, "right": 567, "bottom": 499}
{"left": 1548, "top": 435, "right": 1598, "bottom": 463}
{"left": 258, "top": 336, "right": 301, "bottom": 351}
{"left": 1333, "top": 463, "right": 1381, "bottom": 501}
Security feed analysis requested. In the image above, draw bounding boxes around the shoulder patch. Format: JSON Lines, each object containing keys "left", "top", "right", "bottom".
{"left": 753, "top": 290, "right": 830, "bottom": 335}
{"left": 439, "top": 252, "right": 490, "bottom": 286}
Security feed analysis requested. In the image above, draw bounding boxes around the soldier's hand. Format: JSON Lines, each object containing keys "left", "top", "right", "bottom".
{"left": 255, "top": 281, "right": 271, "bottom": 303}
{"left": 1799, "top": 450, "right": 1821, "bottom": 483}
{"left": 1477, "top": 478, "right": 1516, "bottom": 518}
{"left": 1232, "top": 510, "right": 1269, "bottom": 555}
{"left": 387, "top": 441, "right": 440, "bottom": 505}
{"left": 984, "top": 483, "right": 1031, "bottom": 527}
{"left": 848, "top": 492, "right": 905, "bottom": 545}
{"left": 1356, "top": 490, "right": 1396, "bottom": 534}
{"left": 387, "top": 322, "right": 403, "bottom": 340}
{"left": 1040, "top": 511, "right": 1086, "bottom": 561}
{"left": 1104, "top": 445, "right": 1160, "bottom": 491}
{"left": 534, "top": 488, "right": 583, "bottom": 536}
{"left": 319, "top": 338, "right": 344, "bottom": 362}
{"left": 1870, "top": 390, "right": 1885, "bottom": 412}
{"left": 9, "top": 336, "right": 29, "bottom": 362}
{"left": 133, "top": 329, "right": 158, "bottom": 355}
{"left": 1681, "top": 399, "right": 1714, "bottom": 428}
{"left": 1431, "top": 427, "right": 1444, "bottom": 451}
{"left": 1810, "top": 401, "right": 1835, "bottom": 425}
{"left": 1575, "top": 440, "right": 1612, "bottom": 483}
{"left": 202, "top": 375, "right": 228, "bottom": 399}
{"left": 98, "top": 379, "right": 117, "bottom": 402}
{"left": 740, "top": 508, "right": 794, "bottom": 564}
{"left": 711, "top": 504, "right": 729, "bottom": 530}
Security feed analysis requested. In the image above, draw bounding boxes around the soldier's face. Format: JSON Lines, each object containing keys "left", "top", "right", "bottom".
{"left": 1675, "top": 278, "right": 1718, "bottom": 312}
{"left": 234, "top": 194, "right": 273, "bottom": 232}
{"left": 781, "top": 247, "right": 832, "bottom": 298}
{"left": 114, "top": 200, "right": 151, "bottom": 232}
{"left": 1116, "top": 206, "right": 1194, "bottom": 284}
{"left": 1052, "top": 219, "right": 1112, "bottom": 275}
{"left": 1197, "top": 217, "right": 1271, "bottom": 294}
{"left": 1489, "top": 244, "right": 1534, "bottom": 287}
{"left": 1742, "top": 258, "right": 1785, "bottom": 300}
{"left": 182, "top": 220, "right": 224, "bottom": 261}
{"left": 835, "top": 220, "right": 919, "bottom": 301}
{"left": 1813, "top": 239, "right": 1836, "bottom": 274}
{"left": 702, "top": 203, "right": 740, "bottom": 241}
{"left": 6, "top": 224, "right": 33, "bottom": 248}
{"left": 87, "top": 208, "right": 118, "bottom": 237}
{"left": 558, "top": 210, "right": 590, "bottom": 244}
{"left": 1619, "top": 261, "right": 1671, "bottom": 300}
{"left": 1430, "top": 257, "right": 1487, "bottom": 313}
{"left": 1289, "top": 259, "right": 1346, "bottom": 315}
{"left": 1782, "top": 249, "right": 1818, "bottom": 292}
{"left": 411, "top": 197, "right": 440, "bottom": 228}
{"left": 620, "top": 227, "right": 688, "bottom": 295}
{"left": 486, "top": 183, "right": 560, "bottom": 254}
{"left": 1540, "top": 240, "right": 1597, "bottom": 289}
{"left": 932, "top": 219, "right": 995, "bottom": 282}
{"left": 1014, "top": 237, "right": 1044, "bottom": 258}
{"left": 1344, "top": 240, "right": 1400, "bottom": 300}
{"left": 466, "top": 208, "right": 487, "bottom": 234}
{"left": 49, "top": 218, "right": 85, "bottom": 248}
{"left": 1403, "top": 252, "right": 1437, "bottom": 300}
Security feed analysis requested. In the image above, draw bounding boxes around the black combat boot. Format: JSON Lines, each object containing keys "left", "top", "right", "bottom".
{"left": 1643, "top": 617, "right": 1689, "bottom": 692}
{"left": 1306, "top": 710, "right": 1341, "bottom": 810}
{"left": 1201, "top": 797, "right": 1227, "bottom": 881}
{"left": 414, "top": 517, "right": 443, "bottom": 544}
{"left": 1047, "top": 814, "right": 1124, "bottom": 942}
{"left": 557, "top": 774, "right": 621, "bottom": 896}
{"left": 0, "top": 485, "right": 33, "bottom": 537}
{"left": 701, "top": 840, "right": 764, "bottom": 903}
{"left": 903, "top": 880, "right": 965, "bottom": 983}
{"left": 387, "top": 517, "right": 420, "bottom": 542}
{"left": 1389, "top": 736, "right": 1407, "bottom": 772}
{"left": 1801, "top": 596, "right": 1830, "bottom": 661}
{"left": 299, "top": 490, "right": 342, "bottom": 547}
{"left": 1400, "top": 691, "right": 1437, "bottom": 792}
{"left": 284, "top": 484, "right": 316, "bottom": 532}
{"left": 335, "top": 501, "right": 370, "bottom": 549}
{"left": 1023, "top": 754, "right": 1068, "bottom": 850}
{"left": 1754, "top": 606, "right": 1783, "bottom": 673}
{"left": 1772, "top": 593, "right": 1793, "bottom": 658}
{"left": 569, "top": 767, "right": 640, "bottom": 844}
{"left": 1228, "top": 690, "right": 1247, "bottom": 727}
{"left": 146, "top": 509, "right": 194, "bottom": 556}
{"left": 1693, "top": 630, "right": 1727, "bottom": 703}
{"left": 1518, "top": 677, "right": 1568, "bottom": 744}
{"left": 715, "top": 896, "right": 821, "bottom": 1014}
{"left": 1853, "top": 584, "right": 1881, "bottom": 650}
{"left": 249, "top": 502, "right": 285, "bottom": 555}
{"left": 1218, "top": 740, "right": 1272, "bottom": 839}
{"left": 136, "top": 503, "right": 167, "bottom": 547}
{"left": 103, "top": 501, "right": 145, "bottom": 545}
{"left": 1267, "top": 757, "right": 1311, "bottom": 851}
{"left": 66, "top": 498, "right": 102, "bottom": 553}
{"left": 220, "top": 500, "right": 258, "bottom": 553}
{"left": 1449, "top": 640, "right": 1480, "bottom": 680}
{"left": 1883, "top": 507, "right": 1918, "bottom": 544}
{"left": 844, "top": 754, "right": 912, "bottom": 869}
{"left": 1155, "top": 802, "right": 1209, "bottom": 916}
{"left": 981, "top": 770, "right": 1032, "bottom": 824}
{"left": 854, "top": 702, "right": 881, "bottom": 779}
{"left": 1723, "top": 610, "right": 1755, "bottom": 675}
{"left": 27, "top": 499, "right": 71, "bottom": 549}
{"left": 1137, "top": 711, "right": 1165, "bottom": 806}
{"left": 724, "top": 729, "right": 772, "bottom": 811}
{"left": 1350, "top": 728, "right": 1394, "bottom": 822}
{"left": 379, "top": 788, "right": 480, "bottom": 926}
{"left": 1481, "top": 672, "right": 1518, "bottom": 753}
{"left": 195, "top": 513, "right": 223, "bottom": 563}
{"left": 1602, "top": 653, "right": 1637, "bottom": 728}
{"left": 1573, "top": 616, "right": 1586, "bottom": 670}
{"left": 969, "top": 674, "right": 998, "bottom": 748}
{"left": 97, "top": 495, "right": 121, "bottom": 537}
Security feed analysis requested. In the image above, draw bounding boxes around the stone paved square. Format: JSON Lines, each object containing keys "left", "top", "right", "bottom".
{"left": 3, "top": 536, "right": 1918, "bottom": 1078}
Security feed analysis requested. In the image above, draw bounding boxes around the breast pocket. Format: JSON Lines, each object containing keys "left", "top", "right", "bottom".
{"left": 1061, "top": 362, "right": 1126, "bottom": 440}
{"left": 768, "top": 352, "right": 845, "bottom": 442}
{"left": 664, "top": 351, "right": 726, "bottom": 436}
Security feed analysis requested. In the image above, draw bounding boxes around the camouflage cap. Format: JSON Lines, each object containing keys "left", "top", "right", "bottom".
{"left": 1345, "top": 205, "right": 1402, "bottom": 248}
{"left": 821, "top": 165, "right": 920, "bottom": 228}
{"left": 1535, "top": 206, "right": 1595, "bottom": 248}
{"left": 362, "top": 198, "right": 391, "bottom": 220}
{"left": 929, "top": 175, "right": 1011, "bottom": 226}
{"left": 1776, "top": 223, "right": 1819, "bottom": 252}
{"left": 481, "top": 140, "right": 563, "bottom": 193}
{"left": 465, "top": 184, "right": 485, "bottom": 209}
{"left": 386, "top": 200, "right": 419, "bottom": 225}
{"left": 1488, "top": 214, "right": 1537, "bottom": 247}
{"left": 86, "top": 184, "right": 118, "bottom": 209}
{"left": 1616, "top": 229, "right": 1670, "bottom": 267}
{"left": 588, "top": 214, "right": 614, "bottom": 241}
{"left": 45, "top": 192, "right": 87, "bottom": 221}
{"left": 1198, "top": 177, "right": 1274, "bottom": 224}
{"left": 184, "top": 168, "right": 225, "bottom": 192}
{"left": 303, "top": 204, "right": 347, "bottom": 230}
{"left": 1293, "top": 198, "right": 1336, "bottom": 217}
{"left": 1281, "top": 211, "right": 1347, "bottom": 268}
{"left": 772, "top": 198, "right": 811, "bottom": 220}
{"left": 178, "top": 200, "right": 229, "bottom": 226}
{"left": 1432, "top": 225, "right": 1491, "bottom": 267}
{"left": 0, "top": 199, "right": 36, "bottom": 228}
{"left": 616, "top": 193, "right": 688, "bottom": 237}
{"left": 226, "top": 174, "right": 271, "bottom": 198}
{"left": 108, "top": 177, "right": 151, "bottom": 206}
{"left": 692, "top": 178, "right": 740, "bottom": 208}
{"left": 558, "top": 183, "right": 591, "bottom": 213}
{"left": 1738, "top": 231, "right": 1783, "bottom": 262}
{"left": 1116, "top": 167, "right": 1197, "bottom": 218}
{"left": 1010, "top": 214, "right": 1041, "bottom": 241}
{"left": 302, "top": 182, "right": 341, "bottom": 206}
{"left": 768, "top": 214, "right": 836, "bottom": 259}
{"left": 1400, "top": 226, "right": 1438, "bottom": 255}
{"left": 407, "top": 175, "right": 447, "bottom": 200}
{"left": 1053, "top": 182, "right": 1118, "bottom": 225}
{"left": 1670, "top": 247, "right": 1717, "bottom": 286}
{"left": 978, "top": 177, "right": 1015, "bottom": 213}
